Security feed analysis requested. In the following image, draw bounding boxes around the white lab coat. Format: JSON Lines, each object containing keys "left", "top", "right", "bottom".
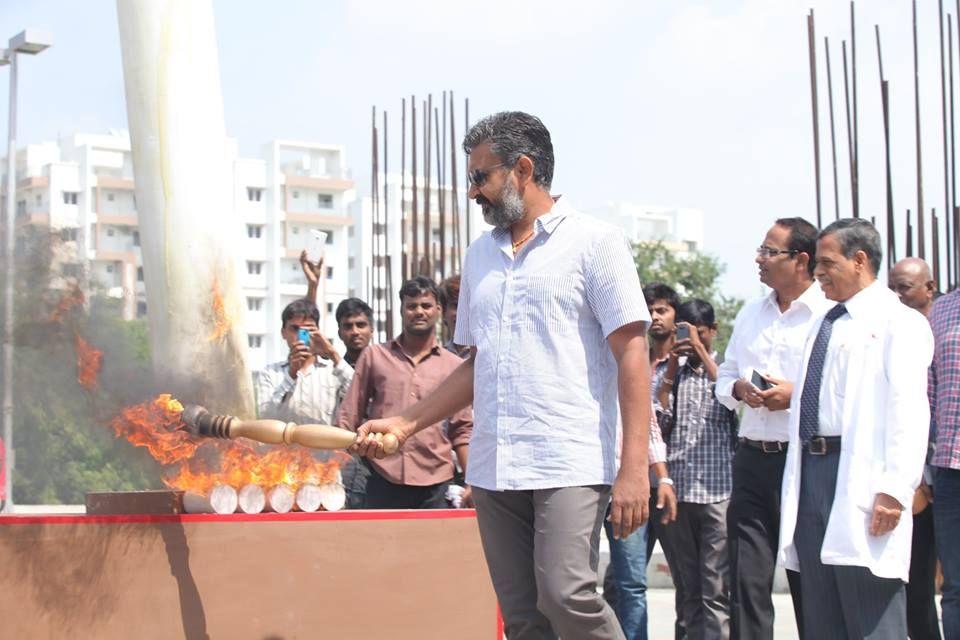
{"left": 778, "top": 281, "right": 934, "bottom": 581}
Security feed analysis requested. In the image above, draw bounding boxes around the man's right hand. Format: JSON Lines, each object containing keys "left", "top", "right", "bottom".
{"left": 287, "top": 342, "right": 312, "bottom": 378}
{"left": 733, "top": 378, "right": 765, "bottom": 409}
{"left": 352, "top": 416, "right": 414, "bottom": 459}
{"left": 912, "top": 483, "right": 933, "bottom": 515}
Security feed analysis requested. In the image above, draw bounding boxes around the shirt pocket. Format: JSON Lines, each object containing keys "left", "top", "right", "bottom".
{"left": 524, "top": 274, "right": 581, "bottom": 334}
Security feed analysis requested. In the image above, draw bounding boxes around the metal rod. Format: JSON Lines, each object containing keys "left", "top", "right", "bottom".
{"left": 877, "top": 25, "right": 896, "bottom": 264}
{"left": 2, "top": 50, "right": 20, "bottom": 511}
{"left": 411, "top": 96, "right": 418, "bottom": 276}
{"left": 371, "top": 106, "right": 379, "bottom": 338}
{"left": 465, "top": 97, "right": 471, "bottom": 243}
{"left": 934, "top": 209, "right": 943, "bottom": 289}
{"left": 825, "top": 37, "right": 841, "bottom": 220}
{"left": 850, "top": 1, "right": 860, "bottom": 218}
{"left": 423, "top": 97, "right": 431, "bottom": 276}
{"left": 450, "top": 91, "right": 461, "bottom": 272}
{"left": 951, "top": 16, "right": 958, "bottom": 286}
{"left": 401, "top": 98, "right": 407, "bottom": 282}
{"left": 942, "top": 0, "right": 952, "bottom": 287}
{"left": 808, "top": 11, "right": 823, "bottom": 227}
{"left": 383, "top": 109, "right": 391, "bottom": 338}
{"left": 435, "top": 106, "right": 445, "bottom": 280}
{"left": 842, "top": 41, "right": 856, "bottom": 218}
{"left": 915, "top": 0, "right": 927, "bottom": 258}
{"left": 907, "top": 210, "right": 914, "bottom": 257}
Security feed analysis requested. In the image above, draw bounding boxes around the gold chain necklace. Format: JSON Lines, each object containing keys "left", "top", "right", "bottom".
{"left": 512, "top": 230, "right": 535, "bottom": 253}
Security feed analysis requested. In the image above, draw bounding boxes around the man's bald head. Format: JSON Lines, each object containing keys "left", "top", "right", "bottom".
{"left": 889, "top": 257, "right": 936, "bottom": 315}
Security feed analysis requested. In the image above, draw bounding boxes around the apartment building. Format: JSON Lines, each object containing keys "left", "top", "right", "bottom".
{"left": 584, "top": 201, "right": 706, "bottom": 257}
{"left": 1, "top": 132, "right": 356, "bottom": 371}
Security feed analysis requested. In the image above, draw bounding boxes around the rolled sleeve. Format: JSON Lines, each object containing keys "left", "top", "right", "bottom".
{"left": 649, "top": 404, "right": 667, "bottom": 464}
{"left": 585, "top": 229, "right": 649, "bottom": 338}
{"left": 447, "top": 406, "right": 473, "bottom": 448}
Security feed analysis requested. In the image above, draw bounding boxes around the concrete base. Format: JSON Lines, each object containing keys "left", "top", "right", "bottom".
{"left": 0, "top": 510, "right": 499, "bottom": 639}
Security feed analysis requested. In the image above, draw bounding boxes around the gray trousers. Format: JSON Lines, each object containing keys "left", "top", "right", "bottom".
{"left": 663, "top": 500, "right": 731, "bottom": 640}
{"left": 794, "top": 451, "right": 907, "bottom": 640}
{"left": 472, "top": 485, "right": 625, "bottom": 640}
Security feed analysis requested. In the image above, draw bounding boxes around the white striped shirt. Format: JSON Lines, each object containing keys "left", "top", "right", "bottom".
{"left": 254, "top": 358, "right": 353, "bottom": 425}
{"left": 455, "top": 197, "right": 650, "bottom": 490}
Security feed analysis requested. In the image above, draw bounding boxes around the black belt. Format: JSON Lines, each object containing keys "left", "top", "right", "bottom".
{"left": 739, "top": 437, "right": 788, "bottom": 454}
{"left": 803, "top": 436, "right": 842, "bottom": 455}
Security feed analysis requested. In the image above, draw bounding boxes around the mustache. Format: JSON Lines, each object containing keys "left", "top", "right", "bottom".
{"left": 476, "top": 196, "right": 492, "bottom": 207}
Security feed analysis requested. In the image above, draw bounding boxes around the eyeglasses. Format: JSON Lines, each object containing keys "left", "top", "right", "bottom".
{"left": 756, "top": 246, "right": 799, "bottom": 258}
{"left": 468, "top": 163, "right": 507, "bottom": 188}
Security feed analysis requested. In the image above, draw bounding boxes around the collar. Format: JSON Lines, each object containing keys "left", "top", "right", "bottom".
{"left": 763, "top": 280, "right": 825, "bottom": 314}
{"left": 490, "top": 195, "right": 571, "bottom": 245}
{"left": 389, "top": 335, "right": 442, "bottom": 359}
{"left": 836, "top": 278, "right": 882, "bottom": 320}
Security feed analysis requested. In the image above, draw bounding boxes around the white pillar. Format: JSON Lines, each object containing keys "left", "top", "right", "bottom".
{"left": 116, "top": 0, "right": 254, "bottom": 416}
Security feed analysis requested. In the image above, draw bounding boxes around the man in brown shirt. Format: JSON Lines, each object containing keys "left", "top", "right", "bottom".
{"left": 337, "top": 276, "right": 472, "bottom": 509}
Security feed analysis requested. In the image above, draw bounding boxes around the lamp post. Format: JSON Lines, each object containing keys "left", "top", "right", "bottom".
{"left": 0, "top": 29, "right": 52, "bottom": 513}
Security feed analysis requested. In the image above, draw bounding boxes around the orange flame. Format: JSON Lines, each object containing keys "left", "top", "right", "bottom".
{"left": 50, "top": 287, "right": 86, "bottom": 323}
{"left": 207, "top": 275, "right": 231, "bottom": 341}
{"left": 74, "top": 332, "right": 103, "bottom": 391}
{"left": 110, "top": 394, "right": 344, "bottom": 496}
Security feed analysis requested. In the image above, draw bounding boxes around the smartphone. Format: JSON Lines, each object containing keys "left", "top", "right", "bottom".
{"left": 676, "top": 325, "right": 690, "bottom": 341}
{"left": 751, "top": 370, "right": 773, "bottom": 391}
{"left": 306, "top": 230, "right": 328, "bottom": 264}
{"left": 297, "top": 328, "right": 311, "bottom": 346}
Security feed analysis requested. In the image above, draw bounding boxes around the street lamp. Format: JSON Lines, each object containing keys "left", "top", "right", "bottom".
{"left": 0, "top": 28, "right": 52, "bottom": 513}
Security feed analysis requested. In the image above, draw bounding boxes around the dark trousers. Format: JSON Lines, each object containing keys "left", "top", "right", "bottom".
{"left": 794, "top": 451, "right": 907, "bottom": 640}
{"left": 340, "top": 456, "right": 372, "bottom": 509}
{"left": 363, "top": 467, "right": 449, "bottom": 509}
{"left": 934, "top": 466, "right": 960, "bottom": 640}
{"left": 650, "top": 492, "right": 688, "bottom": 640}
{"left": 727, "top": 445, "right": 804, "bottom": 640}
{"left": 906, "top": 503, "right": 941, "bottom": 640}
{"left": 663, "top": 500, "right": 731, "bottom": 640}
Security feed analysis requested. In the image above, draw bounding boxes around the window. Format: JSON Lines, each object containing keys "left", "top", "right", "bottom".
{"left": 325, "top": 230, "right": 334, "bottom": 244}
{"left": 247, "top": 187, "right": 263, "bottom": 202}
{"left": 61, "top": 228, "right": 78, "bottom": 242}
{"left": 107, "top": 193, "right": 115, "bottom": 202}
{"left": 292, "top": 226, "right": 300, "bottom": 235}
{"left": 348, "top": 225, "right": 355, "bottom": 238}
{"left": 62, "top": 192, "right": 78, "bottom": 205}
{"left": 36, "top": 194, "right": 42, "bottom": 205}
{"left": 326, "top": 303, "right": 334, "bottom": 313}
{"left": 106, "top": 227, "right": 115, "bottom": 237}
{"left": 137, "top": 266, "right": 144, "bottom": 281}
{"left": 247, "top": 297, "right": 263, "bottom": 311}
{"left": 106, "top": 264, "right": 114, "bottom": 274}
{"left": 247, "top": 261, "right": 263, "bottom": 275}
{"left": 133, "top": 231, "right": 140, "bottom": 246}
{"left": 246, "top": 224, "right": 263, "bottom": 239}
{"left": 292, "top": 190, "right": 300, "bottom": 199}
{"left": 291, "top": 262, "right": 298, "bottom": 271}
{"left": 248, "top": 335, "right": 263, "bottom": 348}
{"left": 16, "top": 200, "right": 25, "bottom": 217}
{"left": 317, "top": 194, "right": 333, "bottom": 208}
{"left": 326, "top": 266, "right": 333, "bottom": 280}
{"left": 373, "top": 223, "right": 386, "bottom": 234}
{"left": 348, "top": 257, "right": 355, "bottom": 269}
{"left": 137, "top": 301, "right": 148, "bottom": 317}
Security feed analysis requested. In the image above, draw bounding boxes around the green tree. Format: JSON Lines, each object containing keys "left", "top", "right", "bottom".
{"left": 2, "top": 228, "right": 161, "bottom": 505}
{"left": 633, "top": 241, "right": 744, "bottom": 355}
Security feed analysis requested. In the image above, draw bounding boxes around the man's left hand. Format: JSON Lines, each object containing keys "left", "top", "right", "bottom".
{"left": 299, "top": 250, "right": 323, "bottom": 286}
{"left": 309, "top": 330, "right": 339, "bottom": 363}
{"left": 656, "top": 482, "right": 678, "bottom": 525}
{"left": 758, "top": 375, "right": 793, "bottom": 411}
{"left": 460, "top": 485, "right": 474, "bottom": 508}
{"left": 869, "top": 493, "right": 903, "bottom": 536}
{"left": 609, "top": 470, "right": 650, "bottom": 540}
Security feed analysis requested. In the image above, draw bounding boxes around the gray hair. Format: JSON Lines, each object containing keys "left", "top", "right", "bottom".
{"left": 819, "top": 218, "right": 883, "bottom": 275}
{"left": 462, "top": 111, "right": 554, "bottom": 189}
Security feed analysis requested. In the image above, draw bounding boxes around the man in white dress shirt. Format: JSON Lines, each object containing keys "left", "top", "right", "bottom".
{"left": 717, "top": 217, "right": 828, "bottom": 640}
{"left": 777, "top": 218, "right": 934, "bottom": 639}
{"left": 353, "top": 111, "right": 652, "bottom": 640}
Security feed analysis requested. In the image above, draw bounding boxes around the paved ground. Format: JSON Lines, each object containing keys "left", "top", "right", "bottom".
{"left": 645, "top": 588, "right": 800, "bottom": 640}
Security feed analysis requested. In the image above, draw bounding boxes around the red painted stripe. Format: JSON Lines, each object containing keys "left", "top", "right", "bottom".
{"left": 0, "top": 508, "right": 477, "bottom": 526}
{"left": 496, "top": 607, "right": 504, "bottom": 639}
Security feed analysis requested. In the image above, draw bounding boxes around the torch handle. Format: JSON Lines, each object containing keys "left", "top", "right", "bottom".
{"left": 227, "top": 419, "right": 398, "bottom": 454}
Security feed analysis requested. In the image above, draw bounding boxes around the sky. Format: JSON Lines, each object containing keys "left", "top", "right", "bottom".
{"left": 0, "top": 0, "right": 954, "bottom": 301}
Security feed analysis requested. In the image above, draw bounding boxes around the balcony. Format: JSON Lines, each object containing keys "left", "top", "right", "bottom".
{"left": 283, "top": 174, "right": 354, "bottom": 192}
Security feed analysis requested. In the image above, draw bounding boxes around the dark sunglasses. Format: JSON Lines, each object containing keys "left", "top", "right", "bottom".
{"left": 468, "top": 163, "right": 507, "bottom": 188}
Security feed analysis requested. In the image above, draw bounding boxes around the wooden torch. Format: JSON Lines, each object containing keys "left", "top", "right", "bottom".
{"left": 180, "top": 405, "right": 399, "bottom": 454}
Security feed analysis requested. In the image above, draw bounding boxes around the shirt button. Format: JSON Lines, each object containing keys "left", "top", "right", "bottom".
{"left": 410, "top": 392, "right": 416, "bottom": 398}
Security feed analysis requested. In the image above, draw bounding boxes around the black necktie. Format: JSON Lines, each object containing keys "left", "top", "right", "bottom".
{"left": 798, "top": 304, "right": 848, "bottom": 443}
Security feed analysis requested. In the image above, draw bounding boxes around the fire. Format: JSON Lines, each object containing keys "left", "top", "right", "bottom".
{"left": 74, "top": 332, "right": 103, "bottom": 391}
{"left": 207, "top": 275, "right": 231, "bottom": 341}
{"left": 110, "top": 394, "right": 200, "bottom": 464}
{"left": 50, "top": 287, "right": 86, "bottom": 323}
{"left": 110, "top": 394, "right": 343, "bottom": 496}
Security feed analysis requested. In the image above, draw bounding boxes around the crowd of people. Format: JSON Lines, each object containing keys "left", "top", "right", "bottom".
{"left": 251, "top": 111, "right": 959, "bottom": 640}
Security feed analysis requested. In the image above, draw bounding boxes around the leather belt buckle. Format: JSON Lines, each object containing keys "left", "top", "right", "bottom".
{"left": 808, "top": 437, "right": 828, "bottom": 455}
{"left": 761, "top": 441, "right": 784, "bottom": 454}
